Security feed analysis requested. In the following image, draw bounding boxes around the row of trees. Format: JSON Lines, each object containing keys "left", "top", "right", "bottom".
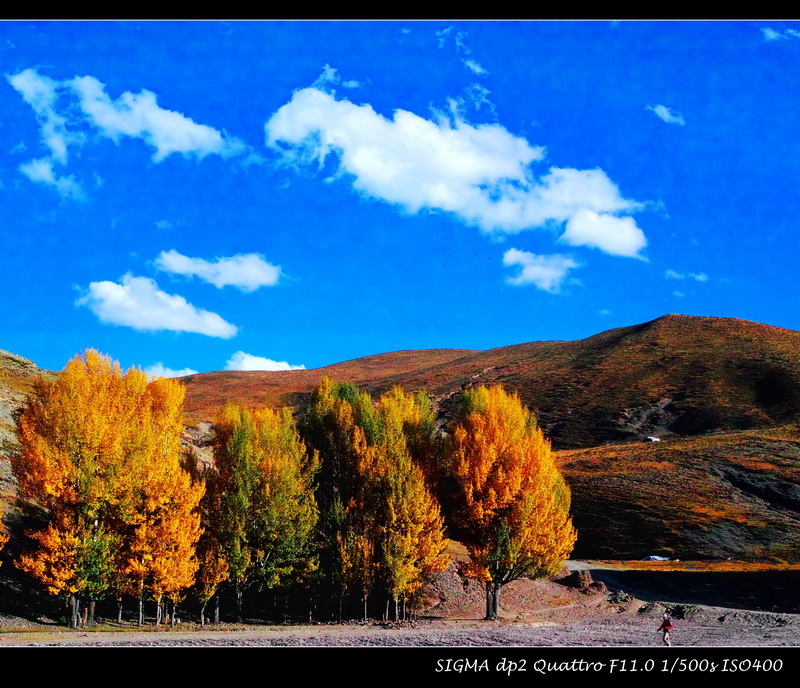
{"left": 7, "top": 350, "right": 576, "bottom": 625}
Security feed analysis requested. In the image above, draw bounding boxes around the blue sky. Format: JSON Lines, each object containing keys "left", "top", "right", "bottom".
{"left": 1, "top": 20, "right": 798, "bottom": 376}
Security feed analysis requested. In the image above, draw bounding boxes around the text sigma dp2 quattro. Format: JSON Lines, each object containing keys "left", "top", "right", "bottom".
{"left": 434, "top": 657, "right": 786, "bottom": 675}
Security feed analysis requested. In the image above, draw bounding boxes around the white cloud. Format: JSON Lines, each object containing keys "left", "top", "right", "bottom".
{"left": 313, "top": 64, "right": 361, "bottom": 90}
{"left": 70, "top": 75, "right": 245, "bottom": 162}
{"left": 761, "top": 26, "right": 800, "bottom": 41}
{"left": 8, "top": 68, "right": 253, "bottom": 198}
{"left": 19, "top": 158, "right": 84, "bottom": 200}
{"left": 647, "top": 104, "right": 686, "bottom": 126}
{"left": 665, "top": 269, "right": 709, "bottom": 282}
{"left": 560, "top": 208, "right": 647, "bottom": 258}
{"left": 265, "top": 87, "right": 646, "bottom": 257}
{"left": 762, "top": 27, "right": 785, "bottom": 41}
{"left": 502, "top": 249, "right": 580, "bottom": 293}
{"left": 76, "top": 273, "right": 238, "bottom": 338}
{"left": 155, "top": 249, "right": 281, "bottom": 291}
{"left": 145, "top": 362, "right": 199, "bottom": 378}
{"left": 6, "top": 69, "right": 83, "bottom": 164}
{"left": 673, "top": 290, "right": 685, "bottom": 298}
{"left": 224, "top": 351, "right": 305, "bottom": 371}
{"left": 463, "top": 59, "right": 488, "bottom": 75}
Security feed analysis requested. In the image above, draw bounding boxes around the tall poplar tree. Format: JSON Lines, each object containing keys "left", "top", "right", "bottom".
{"left": 13, "top": 350, "right": 202, "bottom": 626}
{"left": 214, "top": 403, "right": 318, "bottom": 622}
{"left": 448, "top": 385, "right": 577, "bottom": 620}
{"left": 302, "top": 380, "right": 449, "bottom": 620}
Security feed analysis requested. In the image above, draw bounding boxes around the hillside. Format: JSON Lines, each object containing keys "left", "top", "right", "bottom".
{"left": 558, "top": 425, "right": 800, "bottom": 561}
{"left": 2, "top": 314, "right": 800, "bottom": 563}
{"left": 182, "top": 314, "right": 800, "bottom": 448}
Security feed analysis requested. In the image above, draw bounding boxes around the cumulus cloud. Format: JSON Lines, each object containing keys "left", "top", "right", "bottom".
{"left": 19, "top": 158, "right": 84, "bottom": 200}
{"left": 145, "top": 362, "right": 199, "bottom": 378}
{"left": 7, "top": 68, "right": 252, "bottom": 197}
{"left": 502, "top": 249, "right": 580, "bottom": 293}
{"left": 265, "top": 87, "right": 646, "bottom": 258}
{"left": 155, "top": 249, "right": 281, "bottom": 291}
{"left": 224, "top": 351, "right": 305, "bottom": 371}
{"left": 560, "top": 208, "right": 646, "bottom": 258}
{"left": 70, "top": 75, "right": 245, "bottom": 162}
{"left": 76, "top": 273, "right": 238, "bottom": 338}
{"left": 647, "top": 104, "right": 686, "bottom": 126}
{"left": 7, "top": 69, "right": 84, "bottom": 163}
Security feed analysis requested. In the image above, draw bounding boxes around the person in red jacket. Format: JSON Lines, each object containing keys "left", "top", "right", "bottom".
{"left": 657, "top": 612, "right": 674, "bottom": 646}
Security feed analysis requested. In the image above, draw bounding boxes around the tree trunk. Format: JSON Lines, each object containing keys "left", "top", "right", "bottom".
{"left": 200, "top": 601, "right": 207, "bottom": 626}
{"left": 485, "top": 582, "right": 501, "bottom": 620}
{"left": 69, "top": 595, "right": 79, "bottom": 629}
{"left": 117, "top": 599, "right": 123, "bottom": 624}
{"left": 236, "top": 586, "right": 244, "bottom": 623}
{"left": 88, "top": 599, "right": 95, "bottom": 626}
{"left": 214, "top": 595, "right": 220, "bottom": 625}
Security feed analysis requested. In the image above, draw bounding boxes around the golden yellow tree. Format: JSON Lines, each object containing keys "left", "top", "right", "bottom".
{"left": 449, "top": 385, "right": 576, "bottom": 620}
{"left": 375, "top": 387, "right": 449, "bottom": 621}
{"left": 13, "top": 350, "right": 202, "bottom": 626}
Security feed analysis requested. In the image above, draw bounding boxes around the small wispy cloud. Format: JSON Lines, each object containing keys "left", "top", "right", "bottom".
{"left": 145, "top": 362, "right": 199, "bottom": 378}
{"left": 71, "top": 74, "right": 246, "bottom": 162}
{"left": 762, "top": 26, "right": 800, "bottom": 41}
{"left": 647, "top": 104, "right": 686, "bottom": 126}
{"left": 463, "top": 59, "right": 488, "bottom": 75}
{"left": 502, "top": 249, "right": 580, "bottom": 293}
{"left": 224, "top": 351, "right": 305, "bottom": 371}
{"left": 19, "top": 158, "right": 84, "bottom": 200}
{"left": 673, "top": 290, "right": 685, "bottom": 298}
{"left": 155, "top": 249, "right": 281, "bottom": 292}
{"left": 8, "top": 67, "right": 253, "bottom": 199}
{"left": 665, "top": 269, "right": 709, "bottom": 282}
{"left": 76, "top": 273, "right": 238, "bottom": 338}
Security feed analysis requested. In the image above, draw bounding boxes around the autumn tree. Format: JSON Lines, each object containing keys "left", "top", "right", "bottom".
{"left": 214, "top": 403, "right": 319, "bottom": 622}
{"left": 13, "top": 350, "right": 202, "bottom": 626}
{"left": 448, "top": 385, "right": 577, "bottom": 620}
{"left": 301, "top": 379, "right": 449, "bottom": 620}
{"left": 189, "top": 461, "right": 229, "bottom": 625}
{"left": 374, "top": 387, "right": 449, "bottom": 620}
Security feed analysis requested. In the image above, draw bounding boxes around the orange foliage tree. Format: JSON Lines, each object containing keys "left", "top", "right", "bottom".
{"left": 448, "top": 385, "right": 577, "bottom": 620}
{"left": 13, "top": 350, "right": 202, "bottom": 626}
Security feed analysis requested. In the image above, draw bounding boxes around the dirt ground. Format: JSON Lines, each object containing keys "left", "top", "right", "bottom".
{"left": 1, "top": 562, "right": 798, "bottom": 647}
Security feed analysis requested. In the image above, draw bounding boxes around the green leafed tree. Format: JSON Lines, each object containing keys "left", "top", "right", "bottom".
{"left": 214, "top": 403, "right": 319, "bottom": 622}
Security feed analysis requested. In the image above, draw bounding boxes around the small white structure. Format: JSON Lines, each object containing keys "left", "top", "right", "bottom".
{"left": 645, "top": 436, "right": 661, "bottom": 442}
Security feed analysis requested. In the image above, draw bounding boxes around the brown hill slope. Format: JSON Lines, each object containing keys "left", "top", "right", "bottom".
{"left": 180, "top": 348, "right": 479, "bottom": 424}
{"left": 182, "top": 314, "right": 800, "bottom": 448}
{"left": 558, "top": 425, "right": 800, "bottom": 562}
